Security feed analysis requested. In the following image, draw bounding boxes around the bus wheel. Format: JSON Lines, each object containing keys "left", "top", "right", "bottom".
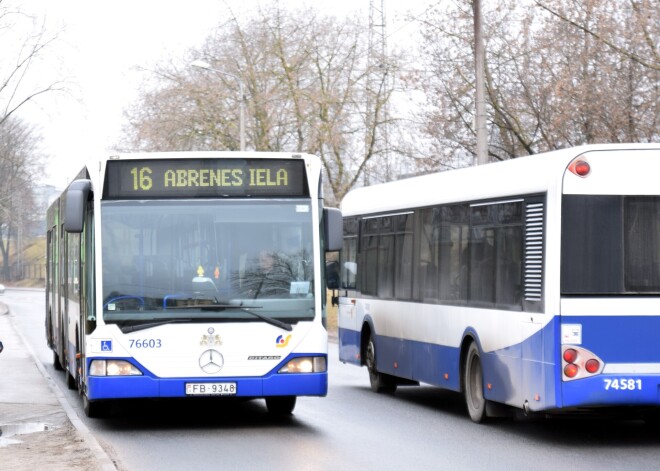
{"left": 83, "top": 395, "right": 109, "bottom": 418}
{"left": 66, "top": 367, "right": 77, "bottom": 390}
{"left": 67, "top": 340, "right": 80, "bottom": 391}
{"left": 53, "top": 350, "right": 63, "bottom": 371}
{"left": 50, "top": 319, "right": 63, "bottom": 370}
{"left": 265, "top": 396, "right": 296, "bottom": 415}
{"left": 464, "top": 342, "right": 487, "bottom": 423}
{"left": 366, "top": 334, "right": 397, "bottom": 394}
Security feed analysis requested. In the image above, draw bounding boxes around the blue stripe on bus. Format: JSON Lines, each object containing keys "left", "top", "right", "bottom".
{"left": 561, "top": 315, "right": 660, "bottom": 363}
{"left": 556, "top": 315, "right": 660, "bottom": 409}
{"left": 338, "top": 328, "right": 361, "bottom": 366}
{"left": 339, "top": 317, "right": 563, "bottom": 410}
{"left": 86, "top": 353, "right": 328, "bottom": 400}
{"left": 378, "top": 336, "right": 463, "bottom": 392}
{"left": 340, "top": 313, "right": 660, "bottom": 412}
{"left": 561, "top": 375, "right": 660, "bottom": 407}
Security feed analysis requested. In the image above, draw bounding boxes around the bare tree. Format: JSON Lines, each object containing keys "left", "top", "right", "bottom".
{"left": 532, "top": 0, "right": 659, "bottom": 143}
{"left": 415, "top": 0, "right": 659, "bottom": 167}
{"left": 535, "top": 0, "right": 660, "bottom": 71}
{"left": 0, "top": 1, "right": 64, "bottom": 126}
{"left": 0, "top": 0, "right": 60, "bottom": 281}
{"left": 0, "top": 117, "right": 42, "bottom": 280}
{"left": 122, "top": 5, "right": 403, "bottom": 205}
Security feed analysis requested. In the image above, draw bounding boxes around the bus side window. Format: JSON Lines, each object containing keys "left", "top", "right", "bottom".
{"left": 341, "top": 217, "right": 358, "bottom": 290}
{"left": 342, "top": 238, "right": 357, "bottom": 288}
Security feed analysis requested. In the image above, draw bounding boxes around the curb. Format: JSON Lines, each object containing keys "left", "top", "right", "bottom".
{"left": 1, "top": 300, "right": 118, "bottom": 471}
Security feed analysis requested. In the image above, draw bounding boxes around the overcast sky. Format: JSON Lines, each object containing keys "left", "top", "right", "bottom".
{"left": 14, "top": 0, "right": 431, "bottom": 188}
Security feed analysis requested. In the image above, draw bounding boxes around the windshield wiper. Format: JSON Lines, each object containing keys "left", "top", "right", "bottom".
{"left": 166, "top": 303, "right": 293, "bottom": 331}
{"left": 166, "top": 303, "right": 235, "bottom": 310}
{"left": 119, "top": 318, "right": 193, "bottom": 333}
{"left": 239, "top": 307, "right": 293, "bottom": 331}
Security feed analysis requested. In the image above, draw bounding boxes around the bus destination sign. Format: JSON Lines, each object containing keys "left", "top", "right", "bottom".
{"left": 103, "top": 158, "right": 308, "bottom": 199}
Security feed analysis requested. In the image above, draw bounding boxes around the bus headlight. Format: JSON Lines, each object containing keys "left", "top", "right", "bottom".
{"left": 89, "top": 359, "right": 142, "bottom": 376}
{"left": 278, "top": 356, "right": 327, "bottom": 374}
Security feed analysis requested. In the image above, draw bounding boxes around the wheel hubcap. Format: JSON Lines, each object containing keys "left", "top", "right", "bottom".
{"left": 469, "top": 355, "right": 483, "bottom": 408}
{"left": 366, "top": 341, "right": 375, "bottom": 370}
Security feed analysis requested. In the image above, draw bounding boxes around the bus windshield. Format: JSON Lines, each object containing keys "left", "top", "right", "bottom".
{"left": 100, "top": 199, "right": 315, "bottom": 327}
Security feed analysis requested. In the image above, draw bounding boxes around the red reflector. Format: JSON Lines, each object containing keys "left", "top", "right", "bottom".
{"left": 585, "top": 359, "right": 600, "bottom": 374}
{"left": 563, "top": 348, "right": 578, "bottom": 364}
{"left": 568, "top": 158, "right": 591, "bottom": 177}
{"left": 574, "top": 161, "right": 590, "bottom": 176}
{"left": 564, "top": 363, "right": 579, "bottom": 378}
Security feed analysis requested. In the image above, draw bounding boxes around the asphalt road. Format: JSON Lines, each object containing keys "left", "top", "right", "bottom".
{"left": 6, "top": 288, "right": 660, "bottom": 471}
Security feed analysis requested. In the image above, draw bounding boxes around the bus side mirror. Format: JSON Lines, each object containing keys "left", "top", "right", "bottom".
{"left": 325, "top": 260, "right": 339, "bottom": 291}
{"left": 323, "top": 207, "right": 343, "bottom": 252}
{"left": 64, "top": 179, "right": 92, "bottom": 233}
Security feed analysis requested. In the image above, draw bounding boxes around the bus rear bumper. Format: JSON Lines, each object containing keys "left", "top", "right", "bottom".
{"left": 561, "top": 374, "right": 660, "bottom": 408}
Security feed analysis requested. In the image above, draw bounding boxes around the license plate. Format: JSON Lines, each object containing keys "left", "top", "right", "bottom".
{"left": 185, "top": 382, "right": 237, "bottom": 396}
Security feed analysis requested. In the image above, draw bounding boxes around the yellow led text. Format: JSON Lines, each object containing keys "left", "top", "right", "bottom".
{"left": 164, "top": 168, "right": 243, "bottom": 187}
{"left": 248, "top": 168, "right": 288, "bottom": 187}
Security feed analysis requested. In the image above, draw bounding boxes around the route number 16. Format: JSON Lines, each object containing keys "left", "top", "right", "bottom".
{"left": 131, "top": 167, "right": 153, "bottom": 191}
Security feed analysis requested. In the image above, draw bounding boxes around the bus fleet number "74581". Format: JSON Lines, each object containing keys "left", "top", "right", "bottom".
{"left": 603, "top": 378, "right": 642, "bottom": 391}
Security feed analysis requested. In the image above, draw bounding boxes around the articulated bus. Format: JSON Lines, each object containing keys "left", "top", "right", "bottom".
{"left": 46, "top": 152, "right": 342, "bottom": 417}
{"left": 337, "top": 143, "right": 660, "bottom": 423}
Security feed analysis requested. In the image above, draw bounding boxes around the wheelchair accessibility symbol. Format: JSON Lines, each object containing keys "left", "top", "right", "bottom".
{"left": 101, "top": 340, "right": 113, "bottom": 352}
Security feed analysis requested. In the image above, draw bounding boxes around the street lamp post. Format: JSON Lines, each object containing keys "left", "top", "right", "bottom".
{"left": 191, "top": 60, "right": 246, "bottom": 152}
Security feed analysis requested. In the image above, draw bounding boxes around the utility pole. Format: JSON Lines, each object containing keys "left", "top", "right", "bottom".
{"left": 191, "top": 60, "right": 246, "bottom": 152}
{"left": 366, "top": 0, "right": 391, "bottom": 184}
{"left": 473, "top": 0, "right": 488, "bottom": 165}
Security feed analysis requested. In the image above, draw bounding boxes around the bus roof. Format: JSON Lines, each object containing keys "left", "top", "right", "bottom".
{"left": 104, "top": 151, "right": 316, "bottom": 161}
{"left": 341, "top": 143, "right": 660, "bottom": 216}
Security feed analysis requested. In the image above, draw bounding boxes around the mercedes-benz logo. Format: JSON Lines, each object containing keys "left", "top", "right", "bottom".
{"left": 199, "top": 349, "right": 224, "bottom": 374}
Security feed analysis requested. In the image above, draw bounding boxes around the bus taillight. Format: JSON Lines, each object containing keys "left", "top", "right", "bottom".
{"left": 563, "top": 348, "right": 578, "bottom": 364}
{"left": 564, "top": 364, "right": 578, "bottom": 378}
{"left": 567, "top": 156, "right": 591, "bottom": 177}
{"left": 585, "top": 359, "right": 600, "bottom": 374}
{"left": 561, "top": 345, "right": 604, "bottom": 381}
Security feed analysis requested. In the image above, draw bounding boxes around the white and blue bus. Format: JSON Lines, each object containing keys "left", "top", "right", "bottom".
{"left": 338, "top": 143, "right": 660, "bottom": 423}
{"left": 46, "top": 152, "right": 342, "bottom": 417}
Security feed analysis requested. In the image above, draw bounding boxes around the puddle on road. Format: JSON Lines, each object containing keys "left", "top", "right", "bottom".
{"left": 0, "top": 422, "right": 56, "bottom": 447}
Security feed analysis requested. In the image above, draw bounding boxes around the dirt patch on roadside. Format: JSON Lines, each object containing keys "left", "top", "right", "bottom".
{"left": 0, "top": 422, "right": 101, "bottom": 471}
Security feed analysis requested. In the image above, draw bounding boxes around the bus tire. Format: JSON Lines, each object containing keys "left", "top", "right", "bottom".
{"left": 366, "top": 334, "right": 397, "bottom": 394}
{"left": 53, "top": 350, "right": 63, "bottom": 371}
{"left": 83, "top": 395, "right": 109, "bottom": 418}
{"left": 49, "top": 318, "right": 63, "bottom": 371}
{"left": 67, "top": 338, "right": 80, "bottom": 391}
{"left": 265, "top": 396, "right": 296, "bottom": 415}
{"left": 66, "top": 368, "right": 77, "bottom": 390}
{"left": 464, "top": 342, "right": 487, "bottom": 423}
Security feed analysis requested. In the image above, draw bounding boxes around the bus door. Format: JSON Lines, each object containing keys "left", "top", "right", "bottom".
{"left": 58, "top": 223, "right": 67, "bottom": 360}
{"left": 46, "top": 228, "right": 58, "bottom": 350}
{"left": 338, "top": 296, "right": 359, "bottom": 364}
{"left": 338, "top": 224, "right": 360, "bottom": 365}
